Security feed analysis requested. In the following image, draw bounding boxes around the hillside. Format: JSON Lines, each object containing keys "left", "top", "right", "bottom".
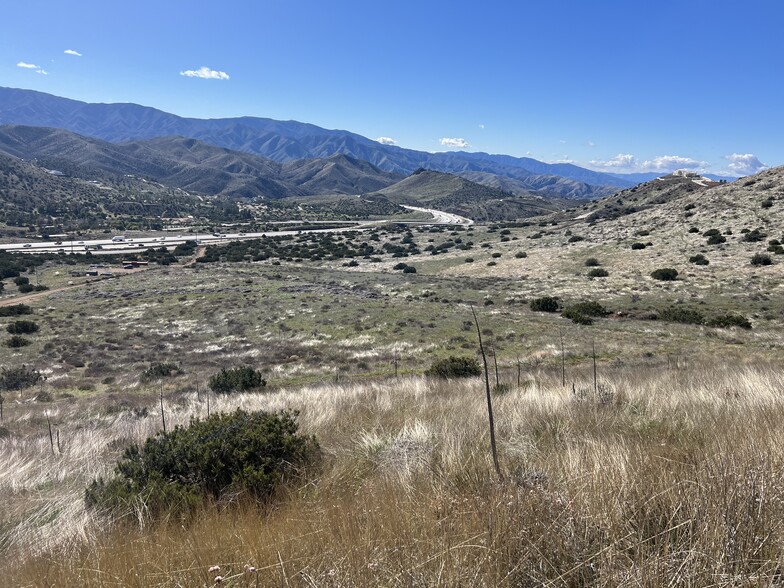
{"left": 0, "top": 87, "right": 631, "bottom": 197}
{"left": 375, "top": 169, "right": 562, "bottom": 220}
{"left": 0, "top": 126, "right": 402, "bottom": 200}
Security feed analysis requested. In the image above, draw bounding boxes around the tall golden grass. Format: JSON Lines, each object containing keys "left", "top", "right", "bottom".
{"left": 6, "top": 361, "right": 784, "bottom": 586}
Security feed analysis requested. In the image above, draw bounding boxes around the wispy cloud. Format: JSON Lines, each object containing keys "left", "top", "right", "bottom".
{"left": 587, "top": 141, "right": 597, "bottom": 148}
{"left": 180, "top": 66, "right": 230, "bottom": 80}
{"left": 64, "top": 49, "right": 82, "bottom": 57}
{"left": 724, "top": 153, "right": 767, "bottom": 176}
{"left": 376, "top": 136, "right": 397, "bottom": 145}
{"left": 588, "top": 153, "right": 708, "bottom": 174}
{"left": 17, "top": 61, "right": 48, "bottom": 75}
{"left": 439, "top": 137, "right": 469, "bottom": 149}
{"left": 478, "top": 124, "right": 485, "bottom": 129}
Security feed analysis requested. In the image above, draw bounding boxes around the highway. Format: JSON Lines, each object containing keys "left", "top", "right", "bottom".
{"left": 0, "top": 207, "right": 473, "bottom": 254}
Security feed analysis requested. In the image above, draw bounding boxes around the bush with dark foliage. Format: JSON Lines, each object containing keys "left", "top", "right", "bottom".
{"left": 86, "top": 410, "right": 319, "bottom": 518}
{"left": 209, "top": 366, "right": 266, "bottom": 394}
{"left": 425, "top": 356, "right": 482, "bottom": 379}
{"left": 530, "top": 296, "right": 560, "bottom": 312}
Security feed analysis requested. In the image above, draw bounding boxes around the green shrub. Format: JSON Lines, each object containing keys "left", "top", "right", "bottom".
{"left": 742, "top": 229, "right": 767, "bottom": 242}
{"left": 659, "top": 306, "right": 704, "bottom": 325}
{"left": 5, "top": 335, "right": 31, "bottom": 348}
{"left": 751, "top": 253, "right": 772, "bottom": 266}
{"left": 402, "top": 265, "right": 417, "bottom": 273}
{"left": 689, "top": 254, "right": 709, "bottom": 265}
{"left": 141, "top": 362, "right": 181, "bottom": 382}
{"left": 514, "top": 251, "right": 527, "bottom": 258}
{"left": 393, "top": 262, "right": 408, "bottom": 270}
{"left": 703, "top": 228, "right": 721, "bottom": 237}
{"left": 567, "top": 235, "right": 584, "bottom": 243}
{"left": 464, "top": 257, "right": 474, "bottom": 263}
{"left": 707, "top": 314, "right": 752, "bottom": 329}
{"left": 587, "top": 268, "right": 609, "bottom": 278}
{"left": 0, "top": 304, "right": 32, "bottom": 317}
{"left": 651, "top": 268, "right": 678, "bottom": 281}
{"left": 85, "top": 410, "right": 319, "bottom": 518}
{"left": 0, "top": 365, "right": 41, "bottom": 390}
{"left": 584, "top": 258, "right": 600, "bottom": 267}
{"left": 707, "top": 234, "right": 726, "bottom": 245}
{"left": 13, "top": 276, "right": 29, "bottom": 286}
{"left": 209, "top": 366, "right": 266, "bottom": 394}
{"left": 630, "top": 242, "right": 647, "bottom": 250}
{"left": 425, "top": 356, "right": 482, "bottom": 379}
{"left": 6, "top": 320, "right": 39, "bottom": 335}
{"left": 530, "top": 296, "right": 560, "bottom": 312}
{"left": 563, "top": 301, "right": 609, "bottom": 317}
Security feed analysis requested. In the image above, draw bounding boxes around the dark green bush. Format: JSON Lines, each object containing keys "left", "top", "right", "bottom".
{"left": 141, "top": 362, "right": 181, "bottom": 382}
{"left": 13, "top": 276, "right": 29, "bottom": 286}
{"left": 689, "top": 254, "right": 709, "bottom": 265}
{"left": 564, "top": 301, "right": 609, "bottom": 317}
{"left": 5, "top": 335, "right": 31, "bottom": 348}
{"left": 209, "top": 366, "right": 266, "bottom": 394}
{"left": 650, "top": 268, "right": 678, "bottom": 281}
{"left": 751, "top": 253, "right": 772, "bottom": 266}
{"left": 703, "top": 228, "right": 721, "bottom": 237}
{"left": 584, "top": 258, "right": 600, "bottom": 267}
{"left": 567, "top": 235, "right": 584, "bottom": 243}
{"left": 659, "top": 307, "right": 705, "bottom": 325}
{"left": 742, "top": 229, "right": 767, "bottom": 243}
{"left": 530, "top": 296, "right": 560, "bottom": 312}
{"left": 6, "top": 320, "right": 39, "bottom": 335}
{"left": 402, "top": 265, "right": 417, "bottom": 273}
{"left": 631, "top": 242, "right": 647, "bottom": 250}
{"left": 707, "top": 314, "right": 752, "bottom": 329}
{"left": 85, "top": 410, "right": 319, "bottom": 518}
{"left": 707, "top": 234, "right": 726, "bottom": 245}
{"left": 393, "top": 262, "right": 408, "bottom": 270}
{"left": 514, "top": 251, "right": 527, "bottom": 258}
{"left": 587, "top": 268, "right": 609, "bottom": 278}
{"left": 0, "top": 304, "right": 33, "bottom": 317}
{"left": 0, "top": 365, "right": 41, "bottom": 390}
{"left": 425, "top": 356, "right": 482, "bottom": 379}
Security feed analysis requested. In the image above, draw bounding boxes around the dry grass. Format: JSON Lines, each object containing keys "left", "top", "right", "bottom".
{"left": 6, "top": 362, "right": 784, "bottom": 586}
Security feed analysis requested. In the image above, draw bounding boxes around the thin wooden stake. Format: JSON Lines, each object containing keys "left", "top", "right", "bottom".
{"left": 46, "top": 412, "right": 54, "bottom": 455}
{"left": 516, "top": 356, "right": 521, "bottom": 388}
{"left": 160, "top": 384, "right": 167, "bottom": 433}
{"left": 56, "top": 429, "right": 61, "bottom": 453}
{"left": 471, "top": 306, "right": 501, "bottom": 480}
{"left": 491, "top": 342, "right": 500, "bottom": 387}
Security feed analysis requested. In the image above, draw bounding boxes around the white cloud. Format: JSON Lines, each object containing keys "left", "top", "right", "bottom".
{"left": 17, "top": 61, "right": 48, "bottom": 75}
{"left": 478, "top": 124, "right": 485, "bottom": 129}
{"left": 587, "top": 141, "right": 597, "bottom": 148}
{"left": 64, "top": 49, "right": 82, "bottom": 57}
{"left": 439, "top": 137, "right": 469, "bottom": 149}
{"left": 180, "top": 66, "right": 230, "bottom": 80}
{"left": 588, "top": 153, "right": 708, "bottom": 174}
{"left": 376, "top": 136, "right": 397, "bottom": 145}
{"left": 559, "top": 139, "right": 567, "bottom": 144}
{"left": 589, "top": 153, "right": 637, "bottom": 169}
{"left": 724, "top": 153, "right": 767, "bottom": 176}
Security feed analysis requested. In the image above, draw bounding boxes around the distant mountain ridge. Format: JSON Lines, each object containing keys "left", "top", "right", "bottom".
{"left": 0, "top": 125, "right": 402, "bottom": 199}
{"left": 0, "top": 86, "right": 632, "bottom": 198}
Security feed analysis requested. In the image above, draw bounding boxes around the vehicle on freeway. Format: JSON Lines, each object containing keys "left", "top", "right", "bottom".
{"left": 55, "top": 240, "right": 63, "bottom": 245}
{"left": 23, "top": 243, "right": 32, "bottom": 248}
{"left": 111, "top": 235, "right": 126, "bottom": 243}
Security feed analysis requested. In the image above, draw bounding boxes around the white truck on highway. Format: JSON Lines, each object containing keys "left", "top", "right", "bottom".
{"left": 111, "top": 235, "right": 126, "bottom": 243}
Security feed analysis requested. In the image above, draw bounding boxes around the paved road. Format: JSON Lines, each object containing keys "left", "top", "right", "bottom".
{"left": 0, "top": 207, "right": 472, "bottom": 255}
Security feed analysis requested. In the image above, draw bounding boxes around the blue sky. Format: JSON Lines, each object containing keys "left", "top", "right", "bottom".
{"left": 2, "top": 0, "right": 782, "bottom": 176}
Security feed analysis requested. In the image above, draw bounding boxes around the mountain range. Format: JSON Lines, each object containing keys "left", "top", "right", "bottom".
{"left": 0, "top": 86, "right": 631, "bottom": 199}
